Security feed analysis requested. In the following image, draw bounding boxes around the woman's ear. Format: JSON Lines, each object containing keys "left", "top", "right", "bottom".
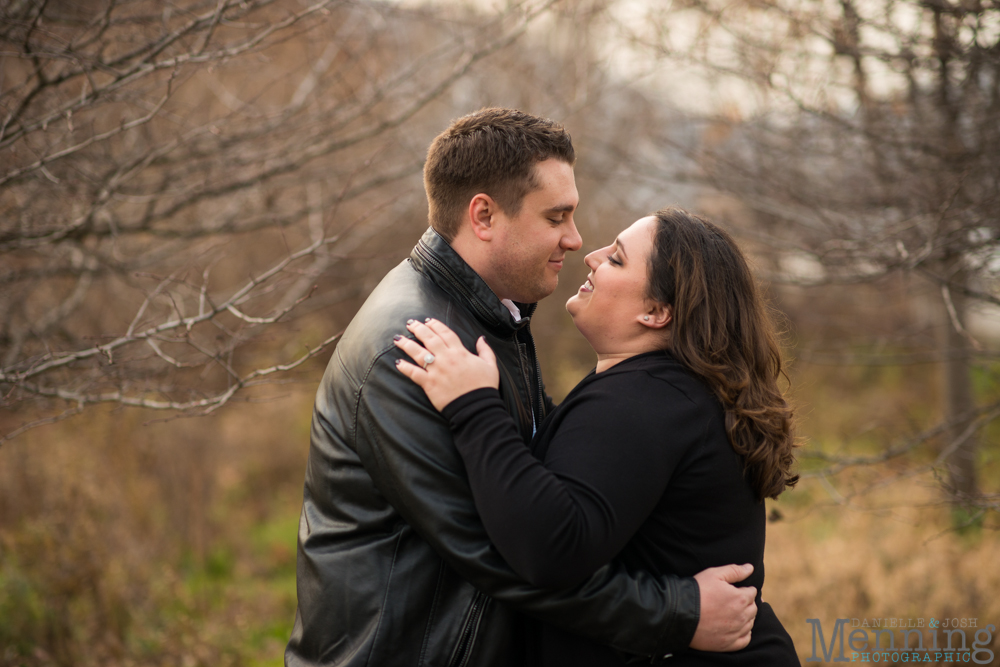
{"left": 468, "top": 194, "right": 497, "bottom": 241}
{"left": 640, "top": 303, "right": 672, "bottom": 329}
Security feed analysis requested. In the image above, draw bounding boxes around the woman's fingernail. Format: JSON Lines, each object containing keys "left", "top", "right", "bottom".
{"left": 424, "top": 318, "right": 432, "bottom": 323}
{"left": 406, "top": 319, "right": 415, "bottom": 325}
{"left": 393, "top": 334, "right": 402, "bottom": 341}
{"left": 394, "top": 359, "right": 401, "bottom": 366}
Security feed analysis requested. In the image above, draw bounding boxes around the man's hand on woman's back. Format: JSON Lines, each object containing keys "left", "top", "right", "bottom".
{"left": 690, "top": 564, "right": 757, "bottom": 651}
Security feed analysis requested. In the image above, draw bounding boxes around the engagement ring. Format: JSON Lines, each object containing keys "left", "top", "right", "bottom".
{"left": 422, "top": 353, "right": 435, "bottom": 369}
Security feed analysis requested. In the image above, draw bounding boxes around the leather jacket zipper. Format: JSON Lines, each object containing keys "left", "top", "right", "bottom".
{"left": 498, "top": 358, "right": 534, "bottom": 437}
{"left": 516, "top": 328, "right": 545, "bottom": 422}
{"left": 449, "top": 591, "right": 487, "bottom": 667}
{"left": 516, "top": 340, "right": 534, "bottom": 425}
{"left": 525, "top": 330, "right": 546, "bottom": 419}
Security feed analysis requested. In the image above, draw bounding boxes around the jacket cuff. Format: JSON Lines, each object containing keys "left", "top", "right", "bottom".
{"left": 653, "top": 576, "right": 700, "bottom": 661}
{"left": 441, "top": 387, "right": 504, "bottom": 428}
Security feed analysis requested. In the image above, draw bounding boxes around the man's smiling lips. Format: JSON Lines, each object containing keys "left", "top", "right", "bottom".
{"left": 548, "top": 257, "right": 564, "bottom": 271}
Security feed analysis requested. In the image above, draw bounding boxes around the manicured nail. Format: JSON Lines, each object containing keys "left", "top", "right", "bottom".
{"left": 394, "top": 358, "right": 401, "bottom": 366}
{"left": 424, "top": 318, "right": 432, "bottom": 323}
{"left": 406, "top": 319, "right": 415, "bottom": 325}
{"left": 393, "top": 334, "right": 402, "bottom": 341}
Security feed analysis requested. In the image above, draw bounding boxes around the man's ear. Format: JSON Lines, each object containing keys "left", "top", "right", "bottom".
{"left": 639, "top": 303, "right": 672, "bottom": 329}
{"left": 468, "top": 193, "right": 497, "bottom": 242}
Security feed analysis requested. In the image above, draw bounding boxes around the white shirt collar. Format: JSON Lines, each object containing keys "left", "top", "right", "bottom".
{"left": 500, "top": 298, "right": 523, "bottom": 323}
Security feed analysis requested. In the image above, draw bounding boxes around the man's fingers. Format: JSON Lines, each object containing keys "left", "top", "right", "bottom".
{"left": 736, "top": 597, "right": 757, "bottom": 628}
{"left": 741, "top": 600, "right": 757, "bottom": 624}
{"left": 423, "top": 318, "right": 463, "bottom": 348}
{"left": 724, "top": 613, "right": 754, "bottom": 651}
{"left": 690, "top": 562, "right": 759, "bottom": 653}
{"left": 716, "top": 563, "right": 753, "bottom": 585}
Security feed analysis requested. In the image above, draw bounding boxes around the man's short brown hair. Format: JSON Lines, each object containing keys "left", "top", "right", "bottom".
{"left": 423, "top": 108, "right": 575, "bottom": 241}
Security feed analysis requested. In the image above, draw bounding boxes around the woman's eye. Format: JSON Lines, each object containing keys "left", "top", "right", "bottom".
{"left": 608, "top": 255, "right": 622, "bottom": 266}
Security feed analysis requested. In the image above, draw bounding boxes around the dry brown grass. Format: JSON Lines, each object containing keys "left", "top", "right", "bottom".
{"left": 763, "top": 333, "right": 1000, "bottom": 666}
{"left": 0, "top": 387, "right": 314, "bottom": 666}
{"left": 1, "top": 325, "right": 998, "bottom": 666}
{"left": 765, "top": 482, "right": 1000, "bottom": 665}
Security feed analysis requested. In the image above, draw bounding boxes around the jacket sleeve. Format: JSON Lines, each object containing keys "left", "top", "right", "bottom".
{"left": 349, "top": 349, "right": 700, "bottom": 658}
{"left": 441, "top": 381, "right": 701, "bottom": 590}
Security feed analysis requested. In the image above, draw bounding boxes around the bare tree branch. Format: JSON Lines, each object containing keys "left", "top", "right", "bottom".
{"left": 0, "top": 0, "right": 564, "bottom": 445}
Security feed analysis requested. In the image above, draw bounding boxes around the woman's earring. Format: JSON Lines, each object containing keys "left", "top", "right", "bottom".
{"left": 643, "top": 316, "right": 650, "bottom": 321}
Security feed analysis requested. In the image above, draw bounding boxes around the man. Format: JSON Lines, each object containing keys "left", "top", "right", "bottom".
{"left": 286, "top": 108, "right": 756, "bottom": 667}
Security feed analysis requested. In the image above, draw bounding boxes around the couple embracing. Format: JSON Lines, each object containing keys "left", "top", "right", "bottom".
{"left": 285, "top": 108, "right": 799, "bottom": 667}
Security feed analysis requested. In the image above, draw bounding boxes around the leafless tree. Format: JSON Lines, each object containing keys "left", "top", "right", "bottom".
{"left": 618, "top": 0, "right": 1000, "bottom": 511}
{"left": 0, "top": 0, "right": 559, "bottom": 445}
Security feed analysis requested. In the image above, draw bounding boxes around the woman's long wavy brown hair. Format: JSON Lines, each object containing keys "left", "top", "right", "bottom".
{"left": 647, "top": 207, "right": 797, "bottom": 501}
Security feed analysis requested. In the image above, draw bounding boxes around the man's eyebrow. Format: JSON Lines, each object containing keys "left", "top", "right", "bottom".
{"left": 544, "top": 203, "right": 576, "bottom": 214}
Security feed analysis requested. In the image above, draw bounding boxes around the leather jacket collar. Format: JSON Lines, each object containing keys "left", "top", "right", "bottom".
{"left": 409, "top": 227, "right": 536, "bottom": 337}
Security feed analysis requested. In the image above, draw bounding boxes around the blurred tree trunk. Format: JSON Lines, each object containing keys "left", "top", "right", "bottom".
{"left": 940, "top": 258, "right": 978, "bottom": 501}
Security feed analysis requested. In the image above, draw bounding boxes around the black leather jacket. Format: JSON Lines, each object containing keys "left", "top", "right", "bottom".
{"left": 285, "top": 229, "right": 700, "bottom": 667}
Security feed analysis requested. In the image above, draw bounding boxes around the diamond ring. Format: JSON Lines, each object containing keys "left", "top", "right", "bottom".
{"left": 422, "top": 353, "right": 436, "bottom": 369}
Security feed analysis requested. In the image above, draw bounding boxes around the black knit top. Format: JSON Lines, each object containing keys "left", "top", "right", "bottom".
{"left": 441, "top": 350, "right": 798, "bottom": 666}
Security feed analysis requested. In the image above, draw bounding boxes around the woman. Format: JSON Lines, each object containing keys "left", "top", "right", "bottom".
{"left": 394, "top": 208, "right": 799, "bottom": 665}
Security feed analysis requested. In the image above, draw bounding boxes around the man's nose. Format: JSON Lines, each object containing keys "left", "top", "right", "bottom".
{"left": 562, "top": 220, "right": 583, "bottom": 252}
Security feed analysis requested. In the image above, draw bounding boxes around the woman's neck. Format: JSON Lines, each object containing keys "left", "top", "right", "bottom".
{"left": 590, "top": 331, "right": 670, "bottom": 373}
{"left": 595, "top": 351, "right": 646, "bottom": 373}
